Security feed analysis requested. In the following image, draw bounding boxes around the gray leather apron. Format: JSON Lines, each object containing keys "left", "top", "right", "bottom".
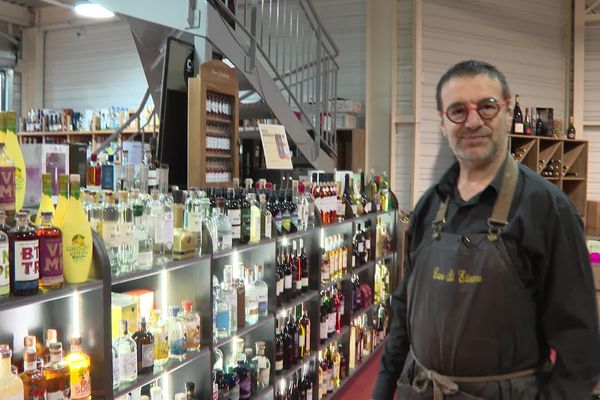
{"left": 399, "top": 156, "right": 545, "bottom": 399}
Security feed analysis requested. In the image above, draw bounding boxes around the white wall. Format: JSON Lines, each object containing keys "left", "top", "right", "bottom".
{"left": 584, "top": 23, "right": 600, "bottom": 199}
{"left": 44, "top": 21, "right": 148, "bottom": 110}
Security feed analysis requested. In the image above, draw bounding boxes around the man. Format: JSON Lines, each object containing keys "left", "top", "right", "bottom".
{"left": 372, "top": 60, "right": 600, "bottom": 399}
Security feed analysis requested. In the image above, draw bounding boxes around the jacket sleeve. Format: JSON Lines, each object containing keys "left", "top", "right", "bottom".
{"left": 539, "top": 202, "right": 600, "bottom": 399}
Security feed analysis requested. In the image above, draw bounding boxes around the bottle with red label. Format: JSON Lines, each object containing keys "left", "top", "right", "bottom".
{"left": 36, "top": 211, "right": 63, "bottom": 289}
{"left": 9, "top": 211, "right": 39, "bottom": 295}
{"left": 0, "top": 141, "right": 16, "bottom": 220}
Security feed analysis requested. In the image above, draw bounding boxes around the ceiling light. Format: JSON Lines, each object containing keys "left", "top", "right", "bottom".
{"left": 74, "top": 2, "right": 115, "bottom": 19}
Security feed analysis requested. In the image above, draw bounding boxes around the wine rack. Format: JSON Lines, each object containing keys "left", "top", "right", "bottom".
{"left": 509, "top": 134, "right": 588, "bottom": 217}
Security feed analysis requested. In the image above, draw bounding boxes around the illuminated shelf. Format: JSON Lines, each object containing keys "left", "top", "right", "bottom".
{"left": 212, "top": 238, "right": 277, "bottom": 259}
{"left": 213, "top": 315, "right": 274, "bottom": 349}
{"left": 279, "top": 290, "right": 320, "bottom": 312}
{"left": 111, "top": 254, "right": 212, "bottom": 285}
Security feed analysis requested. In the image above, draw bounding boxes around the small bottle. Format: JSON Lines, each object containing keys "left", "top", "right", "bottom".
{"left": 9, "top": 211, "right": 39, "bottom": 295}
{"left": 0, "top": 211, "right": 8, "bottom": 296}
{"left": 0, "top": 141, "right": 16, "bottom": 219}
{"left": 64, "top": 335, "right": 91, "bottom": 400}
{"left": 41, "top": 329, "right": 58, "bottom": 366}
{"left": 252, "top": 341, "right": 271, "bottom": 390}
{"left": 179, "top": 300, "right": 201, "bottom": 351}
{"left": 567, "top": 115, "right": 576, "bottom": 139}
{"left": 132, "top": 317, "right": 154, "bottom": 374}
{"left": 167, "top": 306, "right": 187, "bottom": 360}
{"left": 43, "top": 342, "right": 70, "bottom": 400}
{"left": 21, "top": 349, "right": 46, "bottom": 400}
{"left": 36, "top": 211, "right": 63, "bottom": 289}
{"left": 148, "top": 309, "right": 169, "bottom": 368}
{"left": 150, "top": 385, "right": 162, "bottom": 400}
{"left": 115, "top": 320, "right": 137, "bottom": 383}
{"left": 0, "top": 346, "right": 23, "bottom": 399}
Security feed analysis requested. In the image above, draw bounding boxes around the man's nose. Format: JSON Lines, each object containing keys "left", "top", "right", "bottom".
{"left": 464, "top": 108, "right": 483, "bottom": 129}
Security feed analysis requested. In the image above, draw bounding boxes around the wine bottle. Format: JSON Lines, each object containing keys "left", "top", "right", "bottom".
{"left": 535, "top": 113, "right": 545, "bottom": 136}
{"left": 567, "top": 115, "right": 576, "bottom": 139}
{"left": 511, "top": 95, "right": 524, "bottom": 134}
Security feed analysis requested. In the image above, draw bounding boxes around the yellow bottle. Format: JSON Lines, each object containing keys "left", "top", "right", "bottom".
{"left": 35, "top": 173, "right": 55, "bottom": 226}
{"left": 0, "top": 140, "right": 16, "bottom": 221}
{"left": 61, "top": 175, "right": 92, "bottom": 284}
{"left": 0, "top": 345, "right": 24, "bottom": 400}
{"left": 53, "top": 175, "right": 69, "bottom": 228}
{"left": 3, "top": 130, "right": 26, "bottom": 214}
{"left": 64, "top": 335, "right": 91, "bottom": 400}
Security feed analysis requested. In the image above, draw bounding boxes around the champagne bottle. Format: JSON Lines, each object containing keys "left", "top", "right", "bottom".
{"left": 511, "top": 95, "right": 524, "bottom": 134}
{"left": 567, "top": 115, "right": 576, "bottom": 139}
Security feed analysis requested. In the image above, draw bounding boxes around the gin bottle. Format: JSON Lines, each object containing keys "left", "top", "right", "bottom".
{"left": 184, "top": 188, "right": 203, "bottom": 254}
{"left": 253, "top": 265, "right": 269, "bottom": 318}
{"left": 101, "top": 191, "right": 121, "bottom": 275}
{"left": 222, "top": 264, "right": 237, "bottom": 333}
{"left": 9, "top": 211, "right": 39, "bottom": 295}
{"left": 252, "top": 341, "right": 270, "bottom": 390}
{"left": 214, "top": 282, "right": 231, "bottom": 340}
{"left": 214, "top": 198, "right": 233, "bottom": 251}
{"left": 115, "top": 320, "right": 137, "bottom": 383}
{"left": 244, "top": 266, "right": 258, "bottom": 325}
{"left": 117, "top": 191, "right": 135, "bottom": 273}
{"left": 168, "top": 305, "right": 187, "bottom": 360}
{"left": 131, "top": 189, "right": 153, "bottom": 270}
{"left": 179, "top": 300, "right": 201, "bottom": 351}
{"left": 147, "top": 189, "right": 173, "bottom": 265}
{"left": 259, "top": 193, "right": 272, "bottom": 239}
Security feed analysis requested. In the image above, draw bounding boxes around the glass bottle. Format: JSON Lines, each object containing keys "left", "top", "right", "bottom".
{"left": 253, "top": 265, "right": 269, "bottom": 318}
{"left": 172, "top": 190, "right": 195, "bottom": 260}
{"left": 147, "top": 189, "right": 173, "bottom": 265}
{"left": 221, "top": 265, "right": 237, "bottom": 333}
{"left": 214, "top": 282, "right": 231, "bottom": 340}
{"left": 331, "top": 343, "right": 341, "bottom": 388}
{"left": 0, "top": 211, "right": 8, "bottom": 296}
{"left": 43, "top": 342, "right": 70, "bottom": 399}
{"left": 21, "top": 349, "right": 46, "bottom": 400}
{"left": 0, "top": 141, "right": 16, "bottom": 219}
{"left": 252, "top": 341, "right": 270, "bottom": 390}
{"left": 281, "top": 188, "right": 291, "bottom": 234}
{"left": 567, "top": 115, "right": 576, "bottom": 139}
{"left": 240, "top": 189, "right": 251, "bottom": 245}
{"left": 247, "top": 193, "right": 261, "bottom": 244}
{"left": 111, "top": 344, "right": 118, "bottom": 389}
{"left": 101, "top": 191, "right": 121, "bottom": 275}
{"left": 131, "top": 189, "right": 153, "bottom": 270}
{"left": 42, "top": 329, "right": 58, "bottom": 366}
{"left": 300, "top": 307, "right": 311, "bottom": 358}
{"left": 243, "top": 267, "right": 258, "bottom": 326}
{"left": 184, "top": 188, "right": 203, "bottom": 254}
{"left": 298, "top": 239, "right": 309, "bottom": 292}
{"left": 185, "top": 382, "right": 198, "bottom": 400}
{"left": 290, "top": 241, "right": 299, "bottom": 296}
{"left": 132, "top": 317, "right": 154, "bottom": 374}
{"left": 226, "top": 188, "right": 241, "bottom": 246}
{"left": 214, "top": 198, "right": 233, "bottom": 251}
{"left": 320, "top": 239, "right": 330, "bottom": 287}
{"left": 275, "top": 320, "right": 284, "bottom": 374}
{"left": 297, "top": 307, "right": 306, "bottom": 358}
{"left": 282, "top": 247, "right": 292, "bottom": 303}
{"left": 234, "top": 265, "right": 246, "bottom": 331}
{"left": 115, "top": 320, "right": 137, "bottom": 383}
{"left": 179, "top": 300, "right": 201, "bottom": 351}
{"left": 167, "top": 306, "right": 187, "bottom": 360}
{"left": 64, "top": 335, "right": 91, "bottom": 400}
{"left": 0, "top": 346, "right": 23, "bottom": 399}
{"left": 9, "top": 211, "right": 39, "bottom": 295}
{"left": 36, "top": 211, "right": 63, "bottom": 289}
{"left": 148, "top": 310, "right": 169, "bottom": 368}
{"left": 259, "top": 193, "right": 272, "bottom": 239}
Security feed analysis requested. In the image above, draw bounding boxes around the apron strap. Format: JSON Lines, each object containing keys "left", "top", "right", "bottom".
{"left": 432, "top": 198, "right": 450, "bottom": 240}
{"left": 487, "top": 155, "right": 519, "bottom": 241}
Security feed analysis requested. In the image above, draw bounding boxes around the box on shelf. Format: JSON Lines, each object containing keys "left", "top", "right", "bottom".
{"left": 122, "top": 289, "right": 155, "bottom": 321}
{"left": 587, "top": 201, "right": 600, "bottom": 237}
{"left": 69, "top": 143, "right": 87, "bottom": 186}
{"left": 111, "top": 292, "right": 139, "bottom": 339}
{"left": 22, "top": 143, "right": 70, "bottom": 207}
{"left": 336, "top": 113, "right": 357, "bottom": 129}
{"left": 335, "top": 98, "right": 362, "bottom": 115}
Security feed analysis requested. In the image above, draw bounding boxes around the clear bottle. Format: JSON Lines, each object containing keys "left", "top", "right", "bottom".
{"left": 184, "top": 188, "right": 203, "bottom": 254}
{"left": 247, "top": 193, "right": 261, "bottom": 244}
{"left": 221, "top": 265, "right": 237, "bottom": 333}
{"left": 252, "top": 341, "right": 270, "bottom": 390}
{"left": 101, "top": 191, "right": 121, "bottom": 275}
{"left": 111, "top": 344, "right": 119, "bottom": 389}
{"left": 148, "top": 310, "right": 169, "bottom": 368}
{"left": 253, "top": 265, "right": 269, "bottom": 318}
{"left": 36, "top": 211, "right": 64, "bottom": 289}
{"left": 214, "top": 281, "right": 231, "bottom": 340}
{"left": 167, "top": 306, "right": 187, "bottom": 360}
{"left": 0, "top": 346, "right": 23, "bottom": 400}
{"left": 43, "top": 342, "right": 70, "bottom": 400}
{"left": 244, "top": 267, "right": 258, "bottom": 326}
{"left": 258, "top": 193, "right": 272, "bottom": 240}
{"left": 0, "top": 211, "right": 8, "bottom": 296}
{"left": 147, "top": 189, "right": 174, "bottom": 265}
{"left": 117, "top": 190, "right": 135, "bottom": 273}
{"left": 0, "top": 141, "right": 16, "bottom": 219}
{"left": 214, "top": 198, "right": 233, "bottom": 251}
{"left": 131, "top": 189, "right": 153, "bottom": 270}
{"left": 179, "top": 300, "right": 201, "bottom": 351}
{"left": 64, "top": 335, "right": 91, "bottom": 399}
{"left": 9, "top": 211, "right": 39, "bottom": 295}
{"left": 115, "top": 320, "right": 137, "bottom": 383}
{"left": 21, "top": 349, "right": 45, "bottom": 400}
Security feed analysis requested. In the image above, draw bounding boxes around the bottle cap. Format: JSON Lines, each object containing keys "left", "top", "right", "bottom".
{"left": 23, "top": 335, "right": 36, "bottom": 349}
{"left": 185, "top": 381, "right": 195, "bottom": 392}
{"left": 182, "top": 300, "right": 193, "bottom": 312}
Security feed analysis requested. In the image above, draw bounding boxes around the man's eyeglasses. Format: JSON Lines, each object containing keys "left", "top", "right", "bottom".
{"left": 440, "top": 98, "right": 510, "bottom": 124}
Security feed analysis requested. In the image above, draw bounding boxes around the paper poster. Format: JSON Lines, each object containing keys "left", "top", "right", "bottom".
{"left": 258, "top": 124, "right": 293, "bottom": 170}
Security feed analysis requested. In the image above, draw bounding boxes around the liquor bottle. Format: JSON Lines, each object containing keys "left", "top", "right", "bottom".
{"left": 0, "top": 141, "right": 16, "bottom": 219}
{"left": 179, "top": 300, "right": 201, "bottom": 351}
{"left": 21, "top": 349, "right": 46, "bottom": 400}
{"left": 253, "top": 265, "right": 269, "bottom": 318}
{"left": 167, "top": 306, "right": 187, "bottom": 360}
{"left": 352, "top": 224, "right": 364, "bottom": 269}
{"left": 276, "top": 253, "right": 284, "bottom": 307}
{"left": 132, "top": 317, "right": 154, "bottom": 374}
{"left": 252, "top": 341, "right": 270, "bottom": 390}
{"left": 243, "top": 347, "right": 257, "bottom": 395}
{"left": 338, "top": 344, "right": 347, "bottom": 381}
{"left": 282, "top": 316, "right": 293, "bottom": 370}
{"left": 9, "top": 211, "right": 39, "bottom": 295}
{"left": 35, "top": 173, "right": 54, "bottom": 225}
{"left": 41, "top": 329, "right": 58, "bottom": 366}
{"left": 511, "top": 95, "right": 524, "bottom": 134}
{"left": 281, "top": 187, "right": 291, "bottom": 234}
{"left": 221, "top": 264, "right": 238, "bottom": 334}
{"left": 291, "top": 180, "right": 300, "bottom": 231}
{"left": 64, "top": 335, "right": 91, "bottom": 399}
{"left": 101, "top": 154, "right": 116, "bottom": 191}
{"left": 259, "top": 193, "right": 272, "bottom": 240}
{"left": 567, "top": 115, "right": 576, "bottom": 139}
{"left": 269, "top": 186, "right": 283, "bottom": 235}
{"left": 303, "top": 372, "right": 313, "bottom": 400}
{"left": 320, "top": 240, "right": 330, "bottom": 287}
{"left": 184, "top": 382, "right": 198, "bottom": 400}
{"left": 247, "top": 192, "right": 261, "bottom": 244}
{"left": 233, "top": 344, "right": 251, "bottom": 400}
{"left": 214, "top": 282, "right": 231, "bottom": 340}
{"left": 282, "top": 246, "right": 293, "bottom": 303}
{"left": 331, "top": 343, "right": 341, "bottom": 388}
{"left": 524, "top": 108, "right": 532, "bottom": 135}
{"left": 147, "top": 189, "right": 173, "bottom": 264}
{"left": 148, "top": 310, "right": 169, "bottom": 368}
{"left": 43, "top": 342, "right": 70, "bottom": 399}
{"left": 234, "top": 272, "right": 246, "bottom": 330}
{"left": 290, "top": 241, "right": 299, "bottom": 296}
{"left": 535, "top": 112, "right": 545, "bottom": 136}
{"left": 115, "top": 320, "right": 137, "bottom": 383}
{"left": 226, "top": 188, "right": 241, "bottom": 245}
{"left": 101, "top": 191, "right": 121, "bottom": 275}
{"left": 320, "top": 296, "right": 328, "bottom": 344}
{"left": 300, "top": 307, "right": 311, "bottom": 358}
{"left": 0, "top": 212, "right": 8, "bottom": 296}
{"left": 343, "top": 174, "right": 353, "bottom": 216}
{"left": 379, "top": 172, "right": 391, "bottom": 212}
{"left": 33, "top": 210, "right": 62, "bottom": 289}
{"left": 214, "top": 198, "right": 233, "bottom": 251}
{"left": 363, "top": 221, "right": 372, "bottom": 263}
{"left": 289, "top": 312, "right": 300, "bottom": 363}
{"left": 0, "top": 347, "right": 24, "bottom": 399}
{"left": 131, "top": 189, "right": 153, "bottom": 270}
{"left": 275, "top": 320, "right": 284, "bottom": 374}
{"left": 184, "top": 188, "right": 203, "bottom": 254}
{"left": 117, "top": 191, "right": 135, "bottom": 273}
{"left": 85, "top": 154, "right": 101, "bottom": 190}
{"left": 240, "top": 189, "right": 251, "bottom": 244}
{"left": 172, "top": 191, "right": 195, "bottom": 260}
{"left": 299, "top": 239, "right": 309, "bottom": 292}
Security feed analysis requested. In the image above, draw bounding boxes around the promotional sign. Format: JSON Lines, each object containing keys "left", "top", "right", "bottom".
{"left": 258, "top": 124, "right": 293, "bottom": 170}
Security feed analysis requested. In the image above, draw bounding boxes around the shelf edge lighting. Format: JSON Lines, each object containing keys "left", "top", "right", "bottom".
{"left": 72, "top": 290, "right": 81, "bottom": 336}
{"left": 73, "top": 2, "right": 115, "bottom": 19}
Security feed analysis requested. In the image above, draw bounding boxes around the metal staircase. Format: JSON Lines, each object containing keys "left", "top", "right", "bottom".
{"left": 93, "top": 0, "right": 340, "bottom": 170}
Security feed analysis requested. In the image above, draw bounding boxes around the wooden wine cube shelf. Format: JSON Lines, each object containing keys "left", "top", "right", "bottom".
{"left": 509, "top": 134, "right": 588, "bottom": 217}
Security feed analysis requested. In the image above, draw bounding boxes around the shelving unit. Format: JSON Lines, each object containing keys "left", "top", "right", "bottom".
{"left": 0, "top": 202, "right": 403, "bottom": 400}
{"left": 509, "top": 134, "right": 588, "bottom": 217}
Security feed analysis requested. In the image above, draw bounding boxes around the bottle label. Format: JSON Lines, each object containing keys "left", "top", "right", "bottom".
{"left": 219, "top": 233, "right": 232, "bottom": 249}
{"left": 250, "top": 206, "right": 261, "bottom": 242}
{"left": 118, "top": 351, "right": 137, "bottom": 381}
{"left": 302, "top": 276, "right": 309, "bottom": 288}
{"left": 358, "top": 242, "right": 364, "bottom": 253}
{"left": 352, "top": 255, "right": 356, "bottom": 268}
{"left": 186, "top": 211, "right": 203, "bottom": 232}
{"left": 514, "top": 122, "right": 524, "bottom": 134}
{"left": 0, "top": 166, "right": 16, "bottom": 211}
{"left": 39, "top": 236, "right": 63, "bottom": 285}
{"left": 258, "top": 356, "right": 268, "bottom": 369}
{"left": 276, "top": 359, "right": 283, "bottom": 371}
{"left": 228, "top": 209, "right": 241, "bottom": 225}
{"left": 148, "top": 169, "right": 158, "bottom": 187}
{"left": 71, "top": 365, "right": 92, "bottom": 399}
{"left": 258, "top": 367, "right": 270, "bottom": 387}
{"left": 14, "top": 239, "right": 39, "bottom": 282}
{"left": 276, "top": 278, "right": 284, "bottom": 296}
{"left": 231, "top": 225, "right": 241, "bottom": 240}
{"left": 296, "top": 279, "right": 302, "bottom": 291}
{"left": 0, "top": 241, "right": 9, "bottom": 290}
{"left": 120, "top": 222, "right": 133, "bottom": 246}
{"left": 141, "top": 343, "right": 154, "bottom": 368}
{"left": 342, "top": 251, "right": 348, "bottom": 271}
{"left": 137, "top": 250, "right": 153, "bottom": 268}
{"left": 282, "top": 216, "right": 291, "bottom": 232}
{"left": 163, "top": 211, "right": 174, "bottom": 245}
{"left": 102, "top": 221, "right": 121, "bottom": 246}
{"left": 365, "top": 239, "right": 371, "bottom": 250}
{"left": 47, "top": 390, "right": 70, "bottom": 400}
{"left": 264, "top": 215, "right": 272, "bottom": 238}
{"left": 320, "top": 321, "right": 328, "bottom": 339}
{"left": 258, "top": 300, "right": 268, "bottom": 315}
{"left": 299, "top": 334, "right": 305, "bottom": 348}
{"left": 216, "top": 309, "right": 230, "bottom": 330}
{"left": 284, "top": 274, "right": 292, "bottom": 289}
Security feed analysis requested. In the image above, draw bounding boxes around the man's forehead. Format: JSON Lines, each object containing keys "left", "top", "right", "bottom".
{"left": 440, "top": 74, "right": 503, "bottom": 103}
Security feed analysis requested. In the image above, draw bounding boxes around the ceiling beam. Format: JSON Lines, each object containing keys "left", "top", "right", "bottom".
{"left": 0, "top": 0, "right": 32, "bottom": 27}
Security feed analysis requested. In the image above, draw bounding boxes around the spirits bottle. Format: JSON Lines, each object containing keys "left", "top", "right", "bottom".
{"left": 9, "top": 211, "right": 39, "bottom": 295}
{"left": 244, "top": 266, "right": 258, "bottom": 326}
{"left": 185, "top": 382, "right": 198, "bottom": 400}
{"left": 0, "top": 211, "right": 8, "bottom": 296}
{"left": 147, "top": 189, "right": 172, "bottom": 265}
{"left": 270, "top": 186, "right": 283, "bottom": 235}
{"left": 275, "top": 253, "right": 284, "bottom": 308}
{"left": 132, "top": 317, "right": 154, "bottom": 374}
{"left": 131, "top": 189, "right": 153, "bottom": 270}
{"left": 290, "top": 241, "right": 299, "bottom": 296}
{"left": 320, "top": 240, "right": 330, "bottom": 287}
{"left": 21, "top": 349, "right": 46, "bottom": 400}
{"left": 275, "top": 319, "right": 284, "bottom": 374}
{"left": 243, "top": 348, "right": 257, "bottom": 395}
{"left": 36, "top": 211, "right": 63, "bottom": 289}
{"left": 184, "top": 188, "right": 203, "bottom": 254}
{"left": 331, "top": 343, "right": 341, "bottom": 388}
{"left": 148, "top": 310, "right": 169, "bottom": 368}
{"left": 221, "top": 265, "right": 238, "bottom": 333}
{"left": 253, "top": 265, "right": 269, "bottom": 318}
{"left": 252, "top": 341, "right": 270, "bottom": 390}
{"left": 297, "top": 307, "right": 306, "bottom": 358}
{"left": 214, "top": 283, "right": 231, "bottom": 340}
{"left": 43, "top": 342, "right": 70, "bottom": 399}
{"left": 172, "top": 191, "right": 195, "bottom": 260}
{"left": 167, "top": 306, "right": 187, "bottom": 360}
{"left": 214, "top": 198, "right": 233, "bottom": 251}
{"left": 226, "top": 188, "right": 241, "bottom": 245}
{"left": 233, "top": 344, "right": 251, "bottom": 400}
{"left": 115, "top": 320, "right": 137, "bottom": 383}
{"left": 281, "top": 188, "right": 291, "bottom": 234}
{"left": 535, "top": 112, "right": 545, "bottom": 136}
{"left": 101, "top": 191, "right": 121, "bottom": 275}
{"left": 247, "top": 193, "right": 261, "bottom": 244}
{"left": 282, "top": 246, "right": 293, "bottom": 303}
{"left": 234, "top": 271, "right": 246, "bottom": 330}
{"left": 240, "top": 188, "right": 251, "bottom": 245}
{"left": 379, "top": 172, "right": 390, "bottom": 212}
{"left": 179, "top": 300, "right": 201, "bottom": 351}
{"left": 117, "top": 191, "right": 135, "bottom": 273}
{"left": 0, "top": 346, "right": 23, "bottom": 400}
{"left": 64, "top": 335, "right": 91, "bottom": 399}
{"left": 0, "top": 141, "right": 16, "bottom": 219}
{"left": 86, "top": 154, "right": 101, "bottom": 190}
{"left": 259, "top": 193, "right": 272, "bottom": 240}
{"left": 352, "top": 174, "right": 364, "bottom": 216}
{"left": 41, "top": 329, "right": 58, "bottom": 366}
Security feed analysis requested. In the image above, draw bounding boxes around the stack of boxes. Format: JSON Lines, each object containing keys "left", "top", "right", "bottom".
{"left": 335, "top": 98, "right": 361, "bottom": 130}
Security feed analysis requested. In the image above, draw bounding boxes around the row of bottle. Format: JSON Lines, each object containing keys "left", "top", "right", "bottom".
{"left": 320, "top": 235, "right": 349, "bottom": 287}
{"left": 316, "top": 343, "right": 346, "bottom": 400}
{"left": 350, "top": 308, "right": 390, "bottom": 370}
{"left": 510, "top": 95, "right": 576, "bottom": 138}
{"left": 212, "top": 264, "right": 269, "bottom": 342}
{"left": 116, "top": 381, "right": 200, "bottom": 400}
{"left": 274, "top": 369, "right": 315, "bottom": 400}
{"left": 319, "top": 285, "right": 345, "bottom": 343}
{"left": 113, "top": 300, "right": 202, "bottom": 386}
{"left": 0, "top": 331, "right": 91, "bottom": 400}
{"left": 275, "top": 307, "right": 312, "bottom": 372}
{"left": 276, "top": 240, "right": 310, "bottom": 307}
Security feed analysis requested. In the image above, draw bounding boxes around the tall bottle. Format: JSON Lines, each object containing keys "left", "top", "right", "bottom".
{"left": 0, "top": 141, "right": 16, "bottom": 220}
{"left": 226, "top": 188, "right": 241, "bottom": 245}
{"left": 535, "top": 112, "right": 545, "bottom": 136}
{"left": 43, "top": 342, "right": 70, "bottom": 400}
{"left": 21, "top": 349, "right": 46, "bottom": 400}
{"left": 115, "top": 320, "right": 137, "bottom": 383}
{"left": 9, "top": 211, "right": 39, "bottom": 295}
{"left": 214, "top": 282, "right": 231, "bottom": 340}
{"left": 214, "top": 198, "right": 233, "bottom": 251}
{"left": 259, "top": 193, "right": 272, "bottom": 240}
{"left": 0, "top": 211, "right": 8, "bottom": 296}
{"left": 64, "top": 335, "right": 91, "bottom": 400}
{"left": 253, "top": 265, "right": 269, "bottom": 318}
{"left": 147, "top": 189, "right": 174, "bottom": 265}
{"left": 132, "top": 317, "right": 154, "bottom": 374}
{"left": 101, "top": 191, "right": 121, "bottom": 275}
{"left": 184, "top": 188, "right": 203, "bottom": 254}
{"left": 300, "top": 307, "right": 311, "bottom": 358}
{"left": 252, "top": 341, "right": 271, "bottom": 390}
{"left": 36, "top": 211, "right": 63, "bottom": 289}
{"left": 179, "top": 300, "right": 201, "bottom": 351}
{"left": 0, "top": 346, "right": 23, "bottom": 400}
{"left": 511, "top": 94, "right": 524, "bottom": 134}
{"left": 172, "top": 190, "right": 195, "bottom": 260}
{"left": 221, "top": 265, "right": 238, "bottom": 334}
{"left": 131, "top": 189, "right": 153, "bottom": 270}
{"left": 567, "top": 115, "right": 576, "bottom": 139}
{"left": 244, "top": 267, "right": 259, "bottom": 326}
{"left": 247, "top": 193, "right": 261, "bottom": 244}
